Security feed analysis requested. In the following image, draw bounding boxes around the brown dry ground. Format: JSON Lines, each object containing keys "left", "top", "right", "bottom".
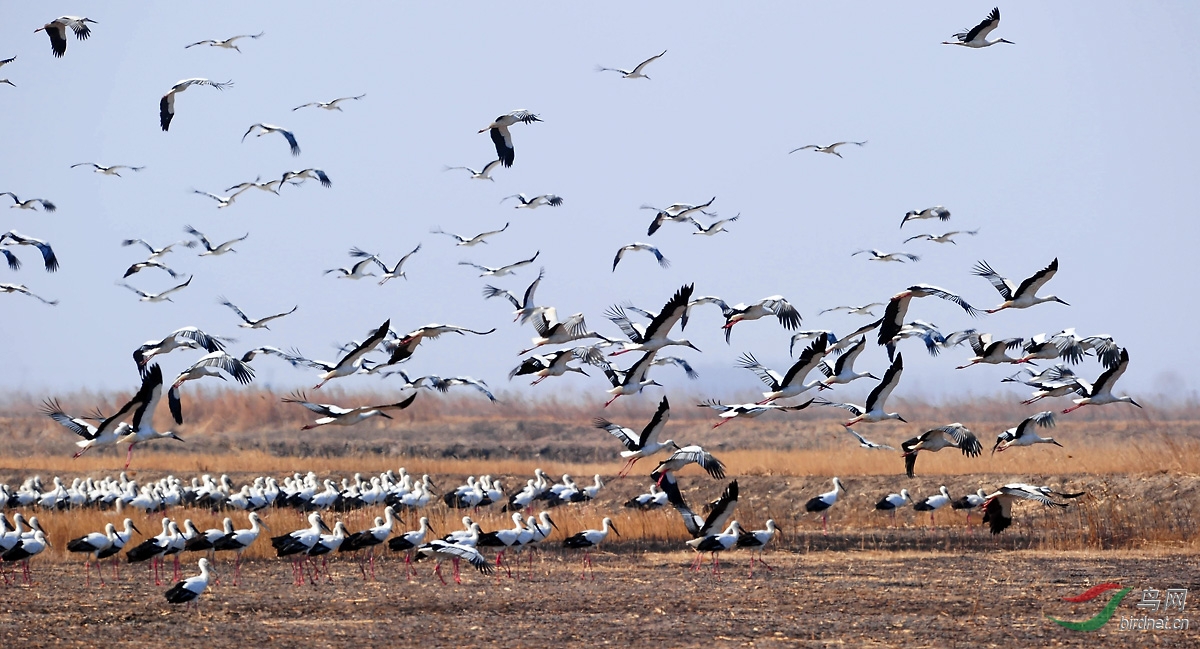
{"left": 2, "top": 549, "right": 1197, "bottom": 648}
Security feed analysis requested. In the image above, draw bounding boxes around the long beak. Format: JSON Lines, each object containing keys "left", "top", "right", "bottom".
{"left": 1130, "top": 399, "right": 1143, "bottom": 409}
{"left": 896, "top": 416, "right": 907, "bottom": 423}
{"left": 379, "top": 412, "right": 394, "bottom": 419}
{"left": 171, "top": 434, "right": 185, "bottom": 442}
{"left": 547, "top": 516, "right": 559, "bottom": 532}
{"left": 132, "top": 523, "right": 142, "bottom": 535}
{"left": 1051, "top": 440, "right": 1064, "bottom": 448}
{"left": 610, "top": 524, "right": 621, "bottom": 537}
{"left": 319, "top": 518, "right": 332, "bottom": 534}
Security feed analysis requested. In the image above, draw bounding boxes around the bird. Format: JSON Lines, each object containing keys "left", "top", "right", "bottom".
{"left": 899, "top": 206, "right": 950, "bottom": 229}
{"left": 117, "top": 276, "right": 193, "bottom": 303}
{"left": 705, "top": 295, "right": 802, "bottom": 343}
{"left": 433, "top": 223, "right": 508, "bottom": 246}
{"left": 474, "top": 513, "right": 528, "bottom": 579}
{"left": 689, "top": 213, "right": 740, "bottom": 236}
{"left": 160, "top": 78, "right": 233, "bottom": 131}
{"left": 510, "top": 347, "right": 603, "bottom": 385}
{"left": 658, "top": 478, "right": 738, "bottom": 544}
{"left": 903, "top": 229, "right": 979, "bottom": 245}
{"left": 2, "top": 530, "right": 49, "bottom": 584}
{"left": 67, "top": 523, "right": 119, "bottom": 586}
{"left": 902, "top": 424, "right": 981, "bottom": 477}
{"left": 874, "top": 489, "right": 912, "bottom": 517}
{"left": 169, "top": 350, "right": 255, "bottom": 391}
{"left": 225, "top": 176, "right": 286, "bottom": 195}
{"left": 562, "top": 518, "right": 619, "bottom": 580}
{"left": 844, "top": 427, "right": 894, "bottom": 450}
{"left": 643, "top": 197, "right": 717, "bottom": 235}
{"left": 1013, "top": 332, "right": 1087, "bottom": 366}
{"left": 424, "top": 376, "right": 498, "bottom": 403}
{"left": 242, "top": 123, "right": 301, "bottom": 156}
{"left": 132, "top": 326, "right": 226, "bottom": 371}
{"left": 943, "top": 7, "right": 1013, "bottom": 48}
{"left": 600, "top": 351, "right": 662, "bottom": 407}
{"left": 35, "top": 16, "right": 97, "bottom": 58}
{"left": 624, "top": 485, "right": 668, "bottom": 510}
{"left": 805, "top": 478, "right": 844, "bottom": 534}
{"left": 595, "top": 49, "right": 667, "bottom": 79}
{"left": 279, "top": 168, "right": 332, "bottom": 188}
{"left": 185, "top": 225, "right": 248, "bottom": 255}
{"left": 341, "top": 507, "right": 400, "bottom": 580}
{"left": 605, "top": 284, "right": 697, "bottom": 356}
{"left": 312, "top": 319, "right": 390, "bottom": 389}
{"left": 501, "top": 193, "right": 563, "bottom": 209}
{"left": 819, "top": 303, "right": 885, "bottom": 317}
{"left": 789, "top": 141, "right": 867, "bottom": 157}
{"left": 479, "top": 110, "right": 541, "bottom": 167}
{"left": 70, "top": 162, "right": 145, "bottom": 176}
{"left": 816, "top": 353, "right": 907, "bottom": 426}
{"left": 612, "top": 243, "right": 670, "bottom": 271}
{"left": 387, "top": 517, "right": 433, "bottom": 578}
{"left": 219, "top": 297, "right": 297, "bottom": 329}
{"left": 651, "top": 444, "right": 726, "bottom": 482}
{"left": 459, "top": 251, "right": 540, "bottom": 277}
{"left": 698, "top": 399, "right": 815, "bottom": 428}
{"left": 594, "top": 396, "right": 676, "bottom": 476}
{"left": 951, "top": 489, "right": 990, "bottom": 526}
{"left": 122, "top": 259, "right": 184, "bottom": 280}
{"left": 484, "top": 268, "right": 546, "bottom": 324}
{"left": 41, "top": 398, "right": 130, "bottom": 458}
{"left": 992, "top": 411, "right": 1061, "bottom": 454}
{"left": 121, "top": 237, "right": 195, "bottom": 261}
{"left": 973, "top": 258, "right": 1068, "bottom": 313}
{"left": 113, "top": 365, "right": 185, "bottom": 469}
{"left": 912, "top": 486, "right": 953, "bottom": 526}
{"left": 955, "top": 333, "right": 1026, "bottom": 369}
{"left": 416, "top": 540, "right": 493, "bottom": 584}
{"left": 739, "top": 335, "right": 829, "bottom": 404}
{"left": 818, "top": 337, "right": 878, "bottom": 387}
{"left": 1062, "top": 348, "right": 1141, "bottom": 413}
{"left": 185, "top": 32, "right": 264, "bottom": 51}
{"left": 272, "top": 513, "right": 333, "bottom": 586}
{"left": 876, "top": 285, "right": 979, "bottom": 350}
{"left": 443, "top": 160, "right": 503, "bottom": 181}
{"left": 191, "top": 186, "right": 250, "bottom": 209}
{"left": 0, "top": 56, "right": 14, "bottom": 68}
{"left": 325, "top": 254, "right": 382, "bottom": 280}
{"left": 0, "top": 79, "right": 13, "bottom": 87}
{"left": 736, "top": 520, "right": 778, "bottom": 577}
{"left": 0, "top": 192, "right": 56, "bottom": 212}
{"left": 981, "top": 484, "right": 1083, "bottom": 535}
{"left": 852, "top": 249, "right": 920, "bottom": 263}
{"left": 650, "top": 355, "right": 700, "bottom": 380}
{"left": 162, "top": 557, "right": 216, "bottom": 608}
{"left": 1, "top": 230, "right": 59, "bottom": 271}
{"left": 293, "top": 94, "right": 366, "bottom": 111}
{"left": 686, "top": 521, "right": 743, "bottom": 577}
{"left": 211, "top": 513, "right": 269, "bottom": 585}
{"left": 355, "top": 244, "right": 422, "bottom": 284}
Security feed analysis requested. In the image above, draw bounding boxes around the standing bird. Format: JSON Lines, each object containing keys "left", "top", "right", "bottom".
{"left": 1063, "top": 348, "right": 1141, "bottom": 413}
{"left": 186, "top": 225, "right": 248, "bottom": 255}
{"left": 479, "top": 110, "right": 541, "bottom": 167}
{"left": 736, "top": 520, "right": 778, "bottom": 577}
{"left": 242, "top": 123, "right": 301, "bottom": 156}
{"left": 35, "top": 16, "right": 97, "bottom": 58}
{"left": 595, "top": 49, "right": 667, "bottom": 79}
{"left": 951, "top": 489, "right": 989, "bottom": 527}
{"left": 164, "top": 558, "right": 215, "bottom": 608}
{"left": 943, "top": 7, "right": 1013, "bottom": 48}
{"left": 874, "top": 489, "right": 912, "bottom": 518}
{"left": 443, "top": 160, "right": 504, "bottom": 181}
{"left": 160, "top": 78, "right": 234, "bottom": 131}
{"left": 805, "top": 478, "right": 844, "bottom": 534}
{"left": 899, "top": 206, "right": 950, "bottom": 229}
{"left": 185, "top": 32, "right": 264, "bottom": 51}
{"left": 2, "top": 530, "right": 49, "bottom": 584}
{"left": 686, "top": 521, "right": 743, "bottom": 577}
{"left": 67, "top": 523, "right": 125, "bottom": 586}
{"left": 211, "top": 513, "right": 269, "bottom": 585}
{"left": 789, "top": 141, "right": 867, "bottom": 157}
{"left": 973, "top": 258, "right": 1068, "bottom": 313}
{"left": 817, "top": 353, "right": 907, "bottom": 426}
{"left": 912, "top": 486, "right": 953, "bottom": 526}
{"left": 901, "top": 424, "right": 981, "bottom": 478}
{"left": 219, "top": 297, "right": 297, "bottom": 329}
{"left": 612, "top": 243, "right": 670, "bottom": 271}
{"left": 0, "top": 193, "right": 56, "bottom": 212}
{"left": 562, "top": 518, "right": 619, "bottom": 580}
{"left": 594, "top": 396, "right": 675, "bottom": 477}
{"left": 293, "top": 94, "right": 366, "bottom": 111}
{"left": 992, "top": 411, "right": 1061, "bottom": 454}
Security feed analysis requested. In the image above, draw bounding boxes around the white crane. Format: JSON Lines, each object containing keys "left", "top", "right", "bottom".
{"left": 739, "top": 335, "right": 830, "bottom": 403}
{"left": 501, "top": 193, "right": 563, "bottom": 209}
{"left": 354, "top": 243, "right": 422, "bottom": 284}
{"left": 689, "top": 213, "right": 740, "bottom": 236}
{"left": 293, "top": 93, "right": 365, "bottom": 111}
{"left": 123, "top": 259, "right": 184, "bottom": 280}
{"left": 644, "top": 196, "right": 717, "bottom": 235}
{"left": 325, "top": 254, "right": 381, "bottom": 279}
{"left": 981, "top": 484, "right": 1083, "bottom": 535}
{"left": 433, "top": 222, "right": 508, "bottom": 246}
{"left": 164, "top": 558, "right": 215, "bottom": 609}
{"left": 697, "top": 399, "right": 815, "bottom": 428}
{"left": 943, "top": 7, "right": 1013, "bottom": 48}
{"left": 443, "top": 159, "right": 503, "bottom": 181}
{"left": 132, "top": 326, "right": 226, "bottom": 370}
{"left": 340, "top": 507, "right": 399, "bottom": 580}
{"left": 242, "top": 123, "right": 301, "bottom": 156}
{"left": 219, "top": 297, "right": 297, "bottom": 329}
{"left": 225, "top": 176, "right": 285, "bottom": 195}
{"left": 624, "top": 485, "right": 668, "bottom": 510}
{"left": 852, "top": 249, "right": 920, "bottom": 263}
{"left": 1, "top": 230, "right": 59, "bottom": 271}
{"left": 690, "top": 294, "right": 801, "bottom": 342}
{"left": 160, "top": 78, "right": 233, "bottom": 131}
{"left": 973, "top": 258, "right": 1068, "bottom": 313}
{"left": 955, "top": 333, "right": 1026, "bottom": 369}
{"left": 186, "top": 32, "right": 264, "bottom": 51}
{"left": 117, "top": 276, "right": 193, "bottom": 303}
{"left": 789, "top": 141, "right": 867, "bottom": 157}
{"left": 475, "top": 513, "right": 528, "bottom": 579}
{"left": 121, "top": 237, "right": 194, "bottom": 261}
{"left": 169, "top": 350, "right": 255, "bottom": 391}
{"left": 876, "top": 284, "right": 979, "bottom": 349}
{"left": 1063, "top": 348, "right": 1141, "bottom": 413}
{"left": 651, "top": 444, "right": 726, "bottom": 483}
{"left": 509, "top": 346, "right": 603, "bottom": 385}
{"left": 519, "top": 307, "right": 608, "bottom": 355}
{"left": 913, "top": 486, "right": 953, "bottom": 526}
{"left": 280, "top": 168, "right": 332, "bottom": 188}
{"left": 600, "top": 350, "right": 661, "bottom": 407}
{"left": 0, "top": 79, "right": 13, "bottom": 87}
{"left": 594, "top": 396, "right": 676, "bottom": 476}
{"left": 843, "top": 427, "right": 894, "bottom": 450}
{"left": 191, "top": 186, "right": 250, "bottom": 208}
{"left": 314, "top": 319, "right": 390, "bottom": 389}
{"left": 388, "top": 517, "right": 432, "bottom": 579}
{"left": 1, "top": 530, "right": 49, "bottom": 584}
{"left": 0, "top": 56, "right": 14, "bottom": 68}
{"left": 903, "top": 229, "right": 979, "bottom": 245}
{"left": 951, "top": 489, "right": 989, "bottom": 526}
{"left": 562, "top": 518, "right": 619, "bottom": 579}
{"left": 35, "top": 16, "right": 97, "bottom": 58}
{"left": 459, "top": 250, "right": 540, "bottom": 277}
{"left": 736, "top": 519, "right": 777, "bottom": 577}
{"left": 0, "top": 283, "right": 57, "bottom": 305}
{"left": 686, "top": 521, "right": 743, "bottom": 577}
{"left": 67, "top": 522, "right": 121, "bottom": 586}
{"left": 483, "top": 267, "right": 544, "bottom": 323}
{"left": 70, "top": 162, "right": 145, "bottom": 176}
{"left": 605, "top": 284, "right": 696, "bottom": 356}
{"left": 899, "top": 206, "right": 950, "bottom": 229}
{"left": 595, "top": 49, "right": 667, "bottom": 79}
{"left": 0, "top": 192, "right": 56, "bottom": 211}
{"left": 612, "top": 243, "right": 670, "bottom": 271}
{"left": 901, "top": 424, "right": 981, "bottom": 477}
{"left": 991, "top": 411, "right": 1061, "bottom": 454}
{"left": 819, "top": 303, "right": 884, "bottom": 317}
{"left": 271, "top": 512, "right": 332, "bottom": 586}
{"left": 818, "top": 337, "right": 878, "bottom": 387}
{"left": 874, "top": 489, "right": 912, "bottom": 518}
{"left": 805, "top": 478, "right": 844, "bottom": 534}
{"left": 425, "top": 376, "right": 498, "bottom": 403}
{"left": 479, "top": 109, "right": 541, "bottom": 167}
{"left": 816, "top": 353, "right": 907, "bottom": 426}
{"left": 41, "top": 398, "right": 132, "bottom": 459}
{"left": 113, "top": 365, "right": 185, "bottom": 469}
{"left": 416, "top": 539, "right": 493, "bottom": 584}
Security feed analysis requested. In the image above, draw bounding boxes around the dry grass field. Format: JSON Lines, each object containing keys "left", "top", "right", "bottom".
{"left": 2, "top": 391, "right": 1197, "bottom": 646}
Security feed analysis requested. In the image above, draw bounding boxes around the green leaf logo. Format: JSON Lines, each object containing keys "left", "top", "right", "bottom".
{"left": 1047, "top": 586, "right": 1132, "bottom": 631}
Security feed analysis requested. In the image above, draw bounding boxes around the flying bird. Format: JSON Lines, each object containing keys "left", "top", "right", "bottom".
{"left": 943, "top": 7, "right": 1013, "bottom": 48}
{"left": 479, "top": 110, "right": 541, "bottom": 167}
{"left": 815, "top": 353, "right": 907, "bottom": 426}
{"left": 612, "top": 243, "right": 669, "bottom": 271}
{"left": 899, "top": 206, "right": 950, "bottom": 229}
{"left": 459, "top": 251, "right": 539, "bottom": 277}
{"left": 595, "top": 50, "right": 666, "bottom": 79}
{"left": 1062, "top": 348, "right": 1140, "bottom": 413}
{"left": 219, "top": 297, "right": 297, "bottom": 329}
{"left": 901, "top": 424, "right": 981, "bottom": 477}
{"left": 280, "top": 168, "right": 332, "bottom": 188}
{"left": 35, "top": 16, "right": 97, "bottom": 58}
{"left": 852, "top": 249, "right": 920, "bottom": 263}
{"left": 242, "top": 123, "right": 301, "bottom": 156}
{"left": 501, "top": 193, "right": 563, "bottom": 209}
{"left": 789, "top": 141, "right": 867, "bottom": 157}
{"left": 1, "top": 230, "right": 59, "bottom": 271}
{"left": 70, "top": 163, "right": 145, "bottom": 176}
{"left": 689, "top": 213, "right": 740, "bottom": 236}
{"left": 1, "top": 283, "right": 57, "bottom": 306}
{"left": 185, "top": 225, "right": 247, "bottom": 255}
{"left": 444, "top": 160, "right": 503, "bottom": 181}
{"left": 185, "top": 32, "right": 264, "bottom": 51}
{"left": 973, "top": 258, "right": 1068, "bottom": 313}
{"left": 160, "top": 78, "right": 233, "bottom": 132}
{"left": 122, "top": 259, "right": 183, "bottom": 280}
{"left": 118, "top": 277, "right": 193, "bottom": 303}
{"left": 903, "top": 230, "right": 979, "bottom": 245}
{"left": 293, "top": 94, "right": 366, "bottom": 111}
{"left": 0, "top": 192, "right": 56, "bottom": 212}
{"left": 432, "top": 223, "right": 508, "bottom": 246}
{"left": 191, "top": 187, "right": 249, "bottom": 208}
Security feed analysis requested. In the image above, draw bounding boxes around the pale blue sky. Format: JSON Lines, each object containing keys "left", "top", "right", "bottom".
{"left": 2, "top": 3, "right": 1198, "bottom": 407}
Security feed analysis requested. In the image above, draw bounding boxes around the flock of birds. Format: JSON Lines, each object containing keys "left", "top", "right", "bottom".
{"left": 2, "top": 8, "right": 1147, "bottom": 605}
